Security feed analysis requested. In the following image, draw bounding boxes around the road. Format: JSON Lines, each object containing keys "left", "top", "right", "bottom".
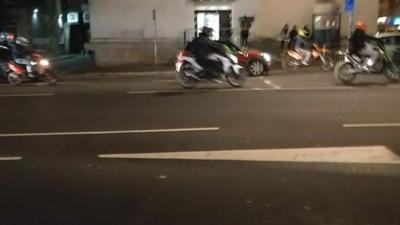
{"left": 0, "top": 70, "right": 400, "bottom": 225}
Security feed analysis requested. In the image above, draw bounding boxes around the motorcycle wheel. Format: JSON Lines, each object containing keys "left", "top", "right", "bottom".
{"left": 334, "top": 61, "right": 356, "bottom": 85}
{"left": 7, "top": 73, "right": 23, "bottom": 86}
{"left": 281, "top": 52, "right": 299, "bottom": 71}
{"left": 320, "top": 53, "right": 334, "bottom": 71}
{"left": 384, "top": 65, "right": 400, "bottom": 82}
{"left": 177, "top": 62, "right": 198, "bottom": 89}
{"left": 44, "top": 71, "right": 58, "bottom": 85}
{"left": 226, "top": 68, "right": 247, "bottom": 88}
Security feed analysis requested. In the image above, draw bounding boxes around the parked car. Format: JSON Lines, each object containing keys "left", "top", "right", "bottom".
{"left": 216, "top": 40, "right": 272, "bottom": 76}
{"left": 176, "top": 40, "right": 272, "bottom": 76}
{"left": 375, "top": 32, "right": 400, "bottom": 65}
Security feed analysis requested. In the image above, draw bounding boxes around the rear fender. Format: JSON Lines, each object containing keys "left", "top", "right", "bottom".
{"left": 8, "top": 63, "right": 25, "bottom": 75}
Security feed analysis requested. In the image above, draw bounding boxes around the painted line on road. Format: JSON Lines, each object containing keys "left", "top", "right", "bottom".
{"left": 343, "top": 123, "right": 400, "bottom": 128}
{"left": 0, "top": 127, "right": 220, "bottom": 138}
{"left": 127, "top": 88, "right": 265, "bottom": 95}
{"left": 0, "top": 93, "right": 54, "bottom": 97}
{"left": 127, "top": 86, "right": 357, "bottom": 95}
{"left": 263, "top": 79, "right": 282, "bottom": 89}
{"left": 0, "top": 156, "right": 22, "bottom": 161}
{"left": 98, "top": 146, "right": 400, "bottom": 164}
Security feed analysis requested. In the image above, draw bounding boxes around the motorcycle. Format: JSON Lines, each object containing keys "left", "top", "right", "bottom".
{"left": 6, "top": 53, "right": 58, "bottom": 86}
{"left": 175, "top": 51, "right": 247, "bottom": 89}
{"left": 282, "top": 43, "right": 334, "bottom": 72}
{"left": 334, "top": 40, "right": 400, "bottom": 85}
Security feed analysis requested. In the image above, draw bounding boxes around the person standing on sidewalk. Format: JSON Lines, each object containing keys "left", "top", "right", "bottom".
{"left": 288, "top": 25, "right": 298, "bottom": 50}
{"left": 240, "top": 23, "right": 250, "bottom": 49}
{"left": 279, "top": 23, "right": 289, "bottom": 52}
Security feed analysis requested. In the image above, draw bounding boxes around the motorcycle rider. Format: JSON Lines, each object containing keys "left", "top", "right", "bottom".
{"left": 185, "top": 27, "right": 228, "bottom": 79}
{"left": 349, "top": 20, "right": 379, "bottom": 68}
{"left": 11, "top": 37, "right": 32, "bottom": 62}
{"left": 294, "top": 28, "right": 312, "bottom": 65}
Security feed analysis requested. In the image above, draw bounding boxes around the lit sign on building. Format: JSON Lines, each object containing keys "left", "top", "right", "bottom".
{"left": 377, "top": 16, "right": 388, "bottom": 24}
{"left": 393, "top": 17, "right": 400, "bottom": 25}
{"left": 67, "top": 12, "right": 79, "bottom": 24}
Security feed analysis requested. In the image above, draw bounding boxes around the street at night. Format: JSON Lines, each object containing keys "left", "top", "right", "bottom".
{"left": 0, "top": 71, "right": 400, "bottom": 225}
{"left": 2, "top": 0, "right": 400, "bottom": 224}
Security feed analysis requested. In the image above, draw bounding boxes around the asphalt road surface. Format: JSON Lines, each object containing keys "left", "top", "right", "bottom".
{"left": 0, "top": 70, "right": 400, "bottom": 225}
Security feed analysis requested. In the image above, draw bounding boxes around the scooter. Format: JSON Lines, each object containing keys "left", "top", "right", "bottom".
{"left": 6, "top": 53, "right": 57, "bottom": 86}
{"left": 176, "top": 51, "right": 247, "bottom": 89}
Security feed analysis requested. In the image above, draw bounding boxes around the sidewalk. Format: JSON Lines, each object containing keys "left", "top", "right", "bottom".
{"left": 52, "top": 53, "right": 322, "bottom": 81}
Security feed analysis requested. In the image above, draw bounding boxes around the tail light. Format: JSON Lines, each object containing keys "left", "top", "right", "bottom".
{"left": 177, "top": 51, "right": 183, "bottom": 61}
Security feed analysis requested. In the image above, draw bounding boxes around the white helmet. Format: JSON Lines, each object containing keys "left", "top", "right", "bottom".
{"left": 15, "top": 37, "right": 30, "bottom": 46}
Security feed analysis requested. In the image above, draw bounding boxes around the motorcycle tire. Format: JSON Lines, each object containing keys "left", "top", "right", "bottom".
{"left": 334, "top": 61, "right": 356, "bottom": 85}
{"left": 7, "top": 73, "right": 23, "bottom": 86}
{"left": 281, "top": 52, "right": 299, "bottom": 71}
{"left": 44, "top": 71, "right": 58, "bottom": 85}
{"left": 384, "top": 65, "right": 400, "bottom": 82}
{"left": 319, "top": 53, "right": 334, "bottom": 72}
{"left": 226, "top": 68, "right": 247, "bottom": 88}
{"left": 177, "top": 62, "right": 198, "bottom": 89}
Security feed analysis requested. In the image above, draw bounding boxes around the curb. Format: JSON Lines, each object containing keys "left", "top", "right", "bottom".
{"left": 58, "top": 66, "right": 326, "bottom": 80}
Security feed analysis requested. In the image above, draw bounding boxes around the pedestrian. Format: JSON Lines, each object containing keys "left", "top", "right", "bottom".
{"left": 288, "top": 25, "right": 298, "bottom": 50}
{"left": 278, "top": 23, "right": 289, "bottom": 52}
{"left": 240, "top": 22, "right": 250, "bottom": 49}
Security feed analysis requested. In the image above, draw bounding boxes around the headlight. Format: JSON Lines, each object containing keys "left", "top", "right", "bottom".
{"left": 39, "top": 59, "right": 50, "bottom": 67}
{"left": 229, "top": 54, "right": 238, "bottom": 64}
{"left": 262, "top": 53, "right": 271, "bottom": 62}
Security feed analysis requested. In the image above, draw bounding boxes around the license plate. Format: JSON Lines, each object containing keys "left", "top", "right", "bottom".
{"left": 27, "top": 66, "right": 32, "bottom": 73}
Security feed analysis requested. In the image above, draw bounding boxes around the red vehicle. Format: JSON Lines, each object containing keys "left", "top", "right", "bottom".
{"left": 176, "top": 40, "right": 272, "bottom": 76}
{"left": 6, "top": 53, "right": 57, "bottom": 86}
{"left": 216, "top": 41, "right": 272, "bottom": 76}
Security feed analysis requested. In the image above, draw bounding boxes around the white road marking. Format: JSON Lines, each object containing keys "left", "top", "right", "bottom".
{"left": 126, "top": 86, "right": 357, "bottom": 95}
{"left": 0, "top": 93, "right": 54, "bottom": 97}
{"left": 127, "top": 88, "right": 262, "bottom": 95}
{"left": 0, "top": 127, "right": 219, "bottom": 138}
{"left": 98, "top": 146, "right": 400, "bottom": 164}
{"left": 0, "top": 156, "right": 22, "bottom": 161}
{"left": 263, "top": 79, "right": 282, "bottom": 89}
{"left": 343, "top": 123, "right": 400, "bottom": 128}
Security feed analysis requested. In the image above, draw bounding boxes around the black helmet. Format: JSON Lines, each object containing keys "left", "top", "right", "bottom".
{"left": 199, "top": 27, "right": 213, "bottom": 38}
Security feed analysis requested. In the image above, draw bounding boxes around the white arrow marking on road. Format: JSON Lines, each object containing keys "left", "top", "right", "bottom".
{"left": 0, "top": 93, "right": 54, "bottom": 97}
{"left": 343, "top": 123, "right": 400, "bottom": 128}
{"left": 98, "top": 146, "right": 400, "bottom": 164}
{"left": 0, "top": 127, "right": 219, "bottom": 138}
{"left": 0, "top": 156, "right": 22, "bottom": 161}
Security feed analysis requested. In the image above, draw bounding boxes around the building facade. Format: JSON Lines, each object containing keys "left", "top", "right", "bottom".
{"left": 86, "top": 0, "right": 379, "bottom": 65}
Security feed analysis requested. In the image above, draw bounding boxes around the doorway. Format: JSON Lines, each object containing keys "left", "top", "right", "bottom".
{"left": 195, "top": 10, "right": 232, "bottom": 41}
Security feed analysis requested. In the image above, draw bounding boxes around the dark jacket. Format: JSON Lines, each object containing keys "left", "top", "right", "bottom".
{"left": 349, "top": 28, "right": 377, "bottom": 53}
{"left": 289, "top": 29, "right": 298, "bottom": 40}
{"left": 185, "top": 37, "right": 227, "bottom": 60}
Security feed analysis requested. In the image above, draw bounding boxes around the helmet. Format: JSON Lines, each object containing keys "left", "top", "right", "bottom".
{"left": 0, "top": 32, "right": 15, "bottom": 43}
{"left": 15, "top": 37, "right": 30, "bottom": 46}
{"left": 199, "top": 27, "right": 213, "bottom": 38}
{"left": 356, "top": 20, "right": 367, "bottom": 32}
{"left": 298, "top": 29, "right": 310, "bottom": 38}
